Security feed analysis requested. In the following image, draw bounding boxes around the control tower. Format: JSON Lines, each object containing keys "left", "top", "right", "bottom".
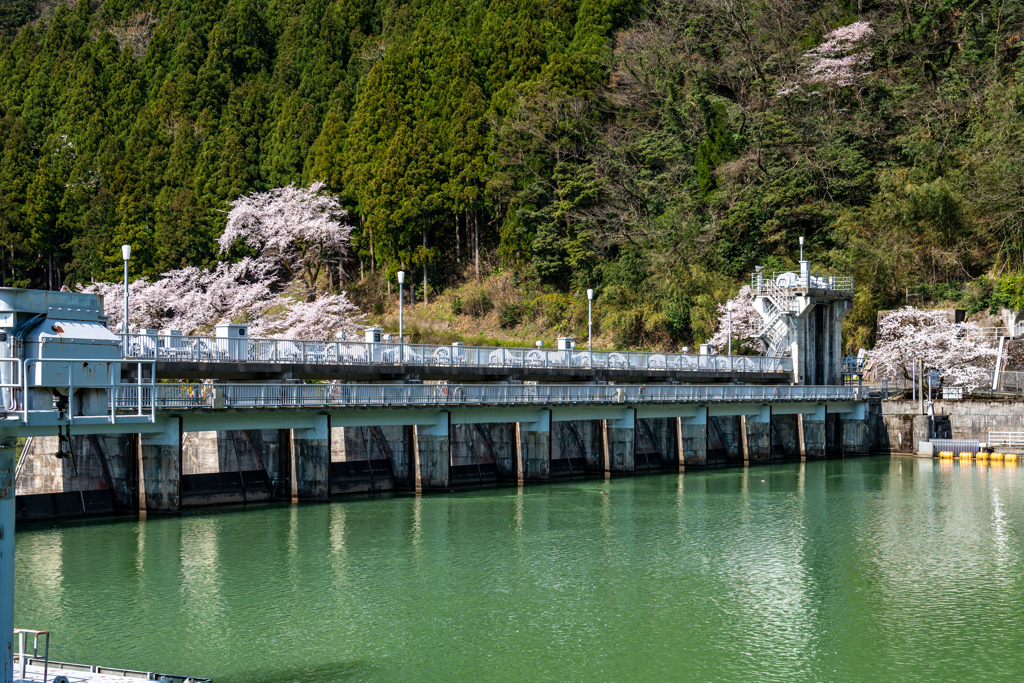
{"left": 751, "top": 261, "right": 853, "bottom": 385}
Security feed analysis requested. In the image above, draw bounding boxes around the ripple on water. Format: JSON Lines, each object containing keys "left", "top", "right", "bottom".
{"left": 15, "top": 457, "right": 1024, "bottom": 683}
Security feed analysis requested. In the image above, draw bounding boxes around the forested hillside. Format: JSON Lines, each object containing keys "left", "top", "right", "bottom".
{"left": 2, "top": 0, "right": 1024, "bottom": 349}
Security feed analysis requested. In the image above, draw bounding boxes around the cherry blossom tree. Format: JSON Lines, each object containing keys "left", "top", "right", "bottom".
{"left": 85, "top": 183, "right": 364, "bottom": 340}
{"left": 870, "top": 307, "right": 997, "bottom": 390}
{"left": 778, "top": 21, "right": 874, "bottom": 95}
{"left": 250, "top": 295, "right": 362, "bottom": 339}
{"left": 220, "top": 182, "right": 352, "bottom": 301}
{"left": 706, "top": 286, "right": 766, "bottom": 354}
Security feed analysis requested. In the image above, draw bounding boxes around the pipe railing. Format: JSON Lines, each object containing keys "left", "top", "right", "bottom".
{"left": 120, "top": 334, "right": 793, "bottom": 374}
{"left": 149, "top": 382, "right": 862, "bottom": 410}
{"left": 15, "top": 358, "right": 156, "bottom": 425}
{"left": 751, "top": 270, "right": 853, "bottom": 295}
{"left": 989, "top": 432, "right": 1024, "bottom": 447}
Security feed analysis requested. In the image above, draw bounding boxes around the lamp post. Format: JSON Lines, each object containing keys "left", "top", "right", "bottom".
{"left": 727, "top": 301, "right": 733, "bottom": 356}
{"left": 397, "top": 270, "right": 405, "bottom": 358}
{"left": 799, "top": 235, "right": 804, "bottom": 262}
{"left": 587, "top": 288, "right": 594, "bottom": 352}
{"left": 121, "top": 244, "right": 131, "bottom": 335}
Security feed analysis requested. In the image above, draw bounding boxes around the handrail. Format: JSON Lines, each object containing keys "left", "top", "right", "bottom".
{"left": 120, "top": 333, "right": 794, "bottom": 375}
{"left": 147, "top": 382, "right": 862, "bottom": 411}
{"left": 989, "top": 431, "right": 1024, "bottom": 447}
{"left": 14, "top": 628, "right": 49, "bottom": 683}
{"left": 751, "top": 270, "right": 853, "bottom": 294}
{"left": 18, "top": 357, "right": 156, "bottom": 425}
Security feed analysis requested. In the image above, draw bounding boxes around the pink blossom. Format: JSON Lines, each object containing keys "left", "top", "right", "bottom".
{"left": 85, "top": 184, "right": 364, "bottom": 340}
{"left": 707, "top": 286, "right": 766, "bottom": 354}
{"left": 870, "top": 307, "right": 997, "bottom": 391}
{"left": 778, "top": 21, "right": 874, "bottom": 95}
{"left": 221, "top": 181, "right": 352, "bottom": 301}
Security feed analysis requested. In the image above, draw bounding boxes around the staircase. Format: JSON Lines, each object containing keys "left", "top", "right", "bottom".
{"left": 752, "top": 275, "right": 797, "bottom": 358}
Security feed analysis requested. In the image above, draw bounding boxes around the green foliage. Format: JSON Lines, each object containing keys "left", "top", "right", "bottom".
{"left": 1000, "top": 275, "right": 1024, "bottom": 312}
{"left": 498, "top": 301, "right": 522, "bottom": 329}
{"left": 3, "top": 0, "right": 1024, "bottom": 352}
{"left": 450, "top": 284, "right": 492, "bottom": 318}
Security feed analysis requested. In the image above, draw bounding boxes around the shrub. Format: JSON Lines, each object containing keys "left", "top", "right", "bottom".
{"left": 450, "top": 285, "right": 492, "bottom": 317}
{"left": 498, "top": 302, "right": 522, "bottom": 328}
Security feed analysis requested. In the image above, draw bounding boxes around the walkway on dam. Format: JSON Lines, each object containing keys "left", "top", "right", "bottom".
{"left": 8, "top": 382, "right": 863, "bottom": 434}
{"left": 119, "top": 333, "right": 794, "bottom": 382}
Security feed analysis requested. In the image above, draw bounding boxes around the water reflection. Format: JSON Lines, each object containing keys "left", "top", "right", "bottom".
{"left": 13, "top": 457, "right": 1024, "bottom": 683}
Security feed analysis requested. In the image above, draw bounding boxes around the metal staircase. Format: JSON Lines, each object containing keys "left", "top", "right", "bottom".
{"left": 752, "top": 274, "right": 798, "bottom": 358}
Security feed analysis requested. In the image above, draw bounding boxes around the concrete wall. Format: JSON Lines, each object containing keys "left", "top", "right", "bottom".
{"left": 876, "top": 399, "right": 1024, "bottom": 453}
{"left": 635, "top": 418, "right": 675, "bottom": 469}
{"left": 741, "top": 414, "right": 772, "bottom": 463}
{"left": 334, "top": 425, "right": 411, "bottom": 486}
{"left": 183, "top": 430, "right": 275, "bottom": 475}
{"left": 15, "top": 402, "right": 882, "bottom": 517}
{"left": 451, "top": 423, "right": 514, "bottom": 467}
{"left": 771, "top": 414, "right": 800, "bottom": 459}
{"left": 16, "top": 434, "right": 135, "bottom": 509}
{"left": 551, "top": 421, "right": 602, "bottom": 470}
{"left": 708, "top": 416, "right": 743, "bottom": 465}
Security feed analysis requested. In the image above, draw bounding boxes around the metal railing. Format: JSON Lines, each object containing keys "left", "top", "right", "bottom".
{"left": 14, "top": 358, "right": 155, "bottom": 425}
{"left": 14, "top": 629, "right": 49, "bottom": 683}
{"left": 989, "top": 432, "right": 1024, "bottom": 447}
{"left": 150, "top": 382, "right": 863, "bottom": 411}
{"left": 751, "top": 270, "right": 854, "bottom": 295}
{"left": 120, "top": 333, "right": 793, "bottom": 375}
{"left": 980, "top": 326, "right": 1010, "bottom": 339}
{"left": 992, "top": 371, "right": 1024, "bottom": 395}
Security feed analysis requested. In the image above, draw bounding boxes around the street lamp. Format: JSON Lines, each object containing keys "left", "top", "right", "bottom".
{"left": 121, "top": 244, "right": 131, "bottom": 335}
{"left": 799, "top": 235, "right": 804, "bottom": 262}
{"left": 397, "top": 270, "right": 405, "bottom": 356}
{"left": 727, "top": 300, "right": 733, "bottom": 356}
{"left": 587, "top": 288, "right": 594, "bottom": 352}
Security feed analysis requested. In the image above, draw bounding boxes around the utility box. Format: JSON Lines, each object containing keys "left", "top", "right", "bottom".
{"left": 215, "top": 323, "right": 249, "bottom": 361}
{"left": 0, "top": 288, "right": 121, "bottom": 414}
{"left": 215, "top": 323, "right": 249, "bottom": 339}
{"left": 557, "top": 337, "right": 574, "bottom": 351}
{"left": 365, "top": 328, "right": 383, "bottom": 344}
{"left": 699, "top": 344, "right": 712, "bottom": 355}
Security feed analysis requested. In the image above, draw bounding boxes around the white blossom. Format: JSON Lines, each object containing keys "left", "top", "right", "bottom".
{"left": 778, "top": 21, "right": 874, "bottom": 95}
{"left": 706, "top": 286, "right": 766, "bottom": 354}
{"left": 870, "top": 306, "right": 997, "bottom": 391}
{"left": 85, "top": 184, "right": 364, "bottom": 340}
{"left": 250, "top": 295, "right": 363, "bottom": 339}
{"left": 221, "top": 181, "right": 351, "bottom": 301}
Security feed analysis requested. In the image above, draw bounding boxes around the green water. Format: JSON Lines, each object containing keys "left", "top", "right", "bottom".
{"left": 14, "top": 457, "right": 1024, "bottom": 682}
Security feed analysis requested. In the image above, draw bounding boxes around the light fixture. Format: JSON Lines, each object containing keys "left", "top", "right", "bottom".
{"left": 397, "top": 270, "right": 405, "bottom": 354}
{"left": 587, "top": 289, "right": 594, "bottom": 352}
{"left": 121, "top": 244, "right": 131, "bottom": 335}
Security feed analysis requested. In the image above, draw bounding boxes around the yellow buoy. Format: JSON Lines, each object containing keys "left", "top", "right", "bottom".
{"left": 959, "top": 452, "right": 973, "bottom": 460}
{"left": 939, "top": 451, "right": 954, "bottom": 459}
{"left": 977, "top": 452, "right": 989, "bottom": 460}
{"left": 993, "top": 453, "right": 1005, "bottom": 461}
{"left": 1005, "top": 453, "right": 1019, "bottom": 462}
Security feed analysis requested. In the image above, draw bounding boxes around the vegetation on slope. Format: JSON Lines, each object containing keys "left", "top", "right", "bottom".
{"left": 2, "top": 0, "right": 1024, "bottom": 350}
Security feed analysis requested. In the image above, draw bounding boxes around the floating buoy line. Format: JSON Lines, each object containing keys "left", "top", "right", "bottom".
{"left": 936, "top": 451, "right": 1019, "bottom": 466}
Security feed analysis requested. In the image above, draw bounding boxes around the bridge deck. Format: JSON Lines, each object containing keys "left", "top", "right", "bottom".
{"left": 146, "top": 382, "right": 858, "bottom": 411}
{"left": 153, "top": 359, "right": 791, "bottom": 383}
{"left": 123, "top": 333, "right": 793, "bottom": 382}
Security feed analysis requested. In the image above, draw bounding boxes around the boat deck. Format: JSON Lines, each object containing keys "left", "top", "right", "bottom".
{"left": 15, "top": 658, "right": 210, "bottom": 683}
